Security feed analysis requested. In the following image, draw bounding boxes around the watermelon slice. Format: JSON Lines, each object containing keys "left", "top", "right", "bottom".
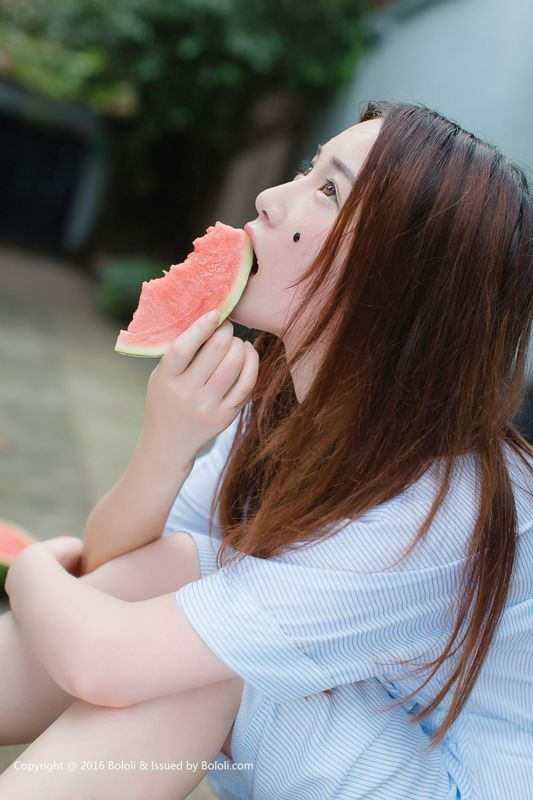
{"left": 0, "top": 519, "right": 37, "bottom": 590}
{"left": 115, "top": 221, "right": 255, "bottom": 358}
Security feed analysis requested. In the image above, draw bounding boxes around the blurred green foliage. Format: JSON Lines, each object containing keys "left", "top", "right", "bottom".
{"left": 0, "top": 0, "right": 372, "bottom": 147}
{"left": 2, "top": 0, "right": 373, "bottom": 325}
{"left": 94, "top": 255, "right": 166, "bottom": 322}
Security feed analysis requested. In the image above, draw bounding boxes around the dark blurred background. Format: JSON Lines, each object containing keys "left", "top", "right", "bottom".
{"left": 0, "top": 1, "right": 373, "bottom": 289}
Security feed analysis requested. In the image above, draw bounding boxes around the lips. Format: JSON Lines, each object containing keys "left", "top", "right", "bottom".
{"left": 244, "top": 223, "right": 259, "bottom": 275}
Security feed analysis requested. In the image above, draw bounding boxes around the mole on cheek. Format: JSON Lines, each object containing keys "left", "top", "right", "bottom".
{"left": 293, "top": 232, "right": 301, "bottom": 242}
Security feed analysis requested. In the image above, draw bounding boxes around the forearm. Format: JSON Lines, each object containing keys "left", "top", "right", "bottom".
{"left": 7, "top": 549, "right": 120, "bottom": 698}
{"left": 81, "top": 435, "right": 196, "bottom": 575}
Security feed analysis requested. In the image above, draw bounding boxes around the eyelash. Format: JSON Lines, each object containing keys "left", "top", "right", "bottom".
{"left": 293, "top": 157, "right": 338, "bottom": 203}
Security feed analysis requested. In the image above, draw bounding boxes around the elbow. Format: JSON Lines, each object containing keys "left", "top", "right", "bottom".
{"left": 68, "top": 669, "right": 108, "bottom": 707}
{"left": 32, "top": 641, "right": 96, "bottom": 702}
{"left": 66, "top": 633, "right": 122, "bottom": 708}
{"left": 48, "top": 665, "right": 84, "bottom": 702}
{"left": 70, "top": 669, "right": 126, "bottom": 709}
{"left": 62, "top": 658, "right": 102, "bottom": 706}
{"left": 77, "top": 681, "right": 132, "bottom": 709}
{"left": 74, "top": 666, "right": 143, "bottom": 709}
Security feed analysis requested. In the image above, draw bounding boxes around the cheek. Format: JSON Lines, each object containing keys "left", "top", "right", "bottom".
{"left": 287, "top": 224, "right": 331, "bottom": 282}
{"left": 265, "top": 219, "right": 332, "bottom": 292}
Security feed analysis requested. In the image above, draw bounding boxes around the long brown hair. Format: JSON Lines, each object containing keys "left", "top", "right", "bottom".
{"left": 210, "top": 100, "right": 533, "bottom": 748}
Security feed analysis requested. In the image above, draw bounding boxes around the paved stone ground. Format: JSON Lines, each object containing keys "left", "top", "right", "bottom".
{"left": 0, "top": 246, "right": 215, "bottom": 798}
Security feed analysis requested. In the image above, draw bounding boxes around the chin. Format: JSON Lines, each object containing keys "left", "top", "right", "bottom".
{"left": 229, "top": 310, "right": 260, "bottom": 331}
{"left": 228, "top": 308, "right": 272, "bottom": 337}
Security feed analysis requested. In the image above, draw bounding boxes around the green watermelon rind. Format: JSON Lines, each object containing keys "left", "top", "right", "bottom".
{"left": 0, "top": 562, "right": 8, "bottom": 590}
{"left": 114, "top": 231, "right": 254, "bottom": 358}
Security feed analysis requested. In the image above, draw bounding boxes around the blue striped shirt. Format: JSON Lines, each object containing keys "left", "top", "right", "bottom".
{"left": 163, "top": 406, "right": 533, "bottom": 799}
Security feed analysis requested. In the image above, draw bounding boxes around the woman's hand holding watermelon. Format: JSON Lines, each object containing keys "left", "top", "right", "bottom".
{"left": 137, "top": 310, "right": 259, "bottom": 467}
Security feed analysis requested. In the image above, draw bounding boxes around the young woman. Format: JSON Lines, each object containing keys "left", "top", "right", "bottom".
{"left": 1, "top": 99, "right": 532, "bottom": 800}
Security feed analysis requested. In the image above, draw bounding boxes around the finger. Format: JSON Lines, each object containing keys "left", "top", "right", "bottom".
{"left": 202, "top": 337, "right": 247, "bottom": 403}
{"left": 220, "top": 341, "right": 259, "bottom": 411}
{"left": 182, "top": 321, "right": 235, "bottom": 387}
{"left": 158, "top": 309, "right": 222, "bottom": 376}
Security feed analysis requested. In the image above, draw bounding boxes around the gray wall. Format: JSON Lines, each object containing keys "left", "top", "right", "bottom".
{"left": 302, "top": 0, "right": 533, "bottom": 383}
{"left": 305, "top": 0, "right": 533, "bottom": 175}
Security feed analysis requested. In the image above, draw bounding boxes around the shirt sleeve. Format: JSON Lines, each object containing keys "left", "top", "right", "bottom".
{"left": 161, "top": 408, "right": 244, "bottom": 577}
{"left": 174, "top": 543, "right": 466, "bottom": 703}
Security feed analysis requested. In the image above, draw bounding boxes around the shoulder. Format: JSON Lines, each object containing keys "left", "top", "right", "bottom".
{"left": 277, "top": 455, "right": 482, "bottom": 574}
{"left": 284, "top": 446, "right": 532, "bottom": 575}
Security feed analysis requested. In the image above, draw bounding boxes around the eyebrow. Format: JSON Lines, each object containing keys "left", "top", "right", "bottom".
{"left": 313, "top": 143, "right": 355, "bottom": 185}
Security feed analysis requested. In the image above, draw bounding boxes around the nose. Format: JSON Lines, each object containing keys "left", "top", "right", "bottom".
{"left": 255, "top": 186, "right": 285, "bottom": 227}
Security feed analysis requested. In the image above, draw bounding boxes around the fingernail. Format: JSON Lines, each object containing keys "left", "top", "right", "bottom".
{"left": 204, "top": 310, "right": 220, "bottom": 324}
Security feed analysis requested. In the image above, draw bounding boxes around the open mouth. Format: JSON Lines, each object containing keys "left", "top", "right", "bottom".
{"left": 250, "top": 251, "right": 259, "bottom": 275}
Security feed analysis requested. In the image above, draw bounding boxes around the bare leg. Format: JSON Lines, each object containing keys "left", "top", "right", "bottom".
{"left": 0, "top": 532, "right": 244, "bottom": 797}
{"left": 0, "top": 677, "right": 244, "bottom": 800}
{"left": 0, "top": 532, "right": 203, "bottom": 746}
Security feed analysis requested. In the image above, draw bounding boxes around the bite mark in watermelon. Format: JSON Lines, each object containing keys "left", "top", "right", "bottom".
{"left": 0, "top": 519, "right": 37, "bottom": 590}
{"left": 115, "top": 221, "right": 255, "bottom": 358}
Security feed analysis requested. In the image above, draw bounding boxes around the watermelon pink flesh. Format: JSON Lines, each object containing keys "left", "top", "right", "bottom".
{"left": 115, "top": 221, "right": 254, "bottom": 358}
{"left": 0, "top": 519, "right": 35, "bottom": 562}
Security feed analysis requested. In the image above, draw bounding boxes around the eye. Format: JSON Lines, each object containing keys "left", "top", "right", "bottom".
{"left": 293, "top": 158, "right": 338, "bottom": 204}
